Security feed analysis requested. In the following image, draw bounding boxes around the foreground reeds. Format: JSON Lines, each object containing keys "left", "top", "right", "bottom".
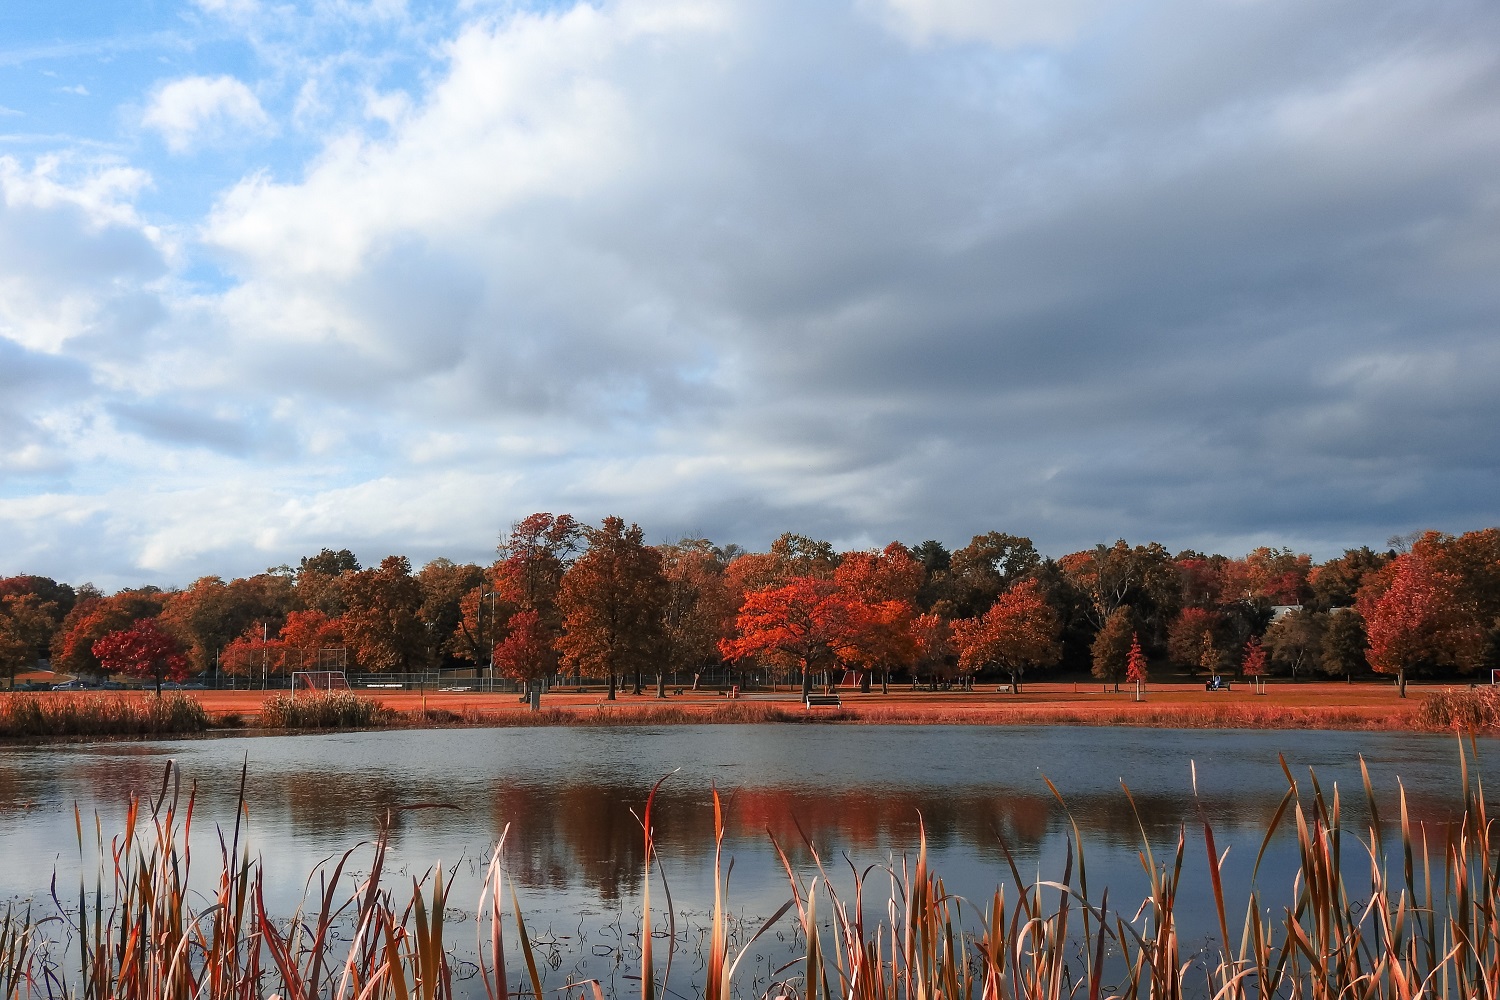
{"left": 8, "top": 744, "right": 1500, "bottom": 999}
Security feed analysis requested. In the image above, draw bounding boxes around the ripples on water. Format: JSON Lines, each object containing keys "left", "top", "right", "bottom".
{"left": 0, "top": 725, "right": 1489, "bottom": 996}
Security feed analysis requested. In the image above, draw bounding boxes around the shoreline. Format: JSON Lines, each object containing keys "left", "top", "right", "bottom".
{"left": 2, "top": 678, "right": 1478, "bottom": 741}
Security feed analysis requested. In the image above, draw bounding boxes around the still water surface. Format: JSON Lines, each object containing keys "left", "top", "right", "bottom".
{"left": 0, "top": 725, "right": 1489, "bottom": 994}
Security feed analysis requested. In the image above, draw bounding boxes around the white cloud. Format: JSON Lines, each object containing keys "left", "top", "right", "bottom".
{"left": 142, "top": 75, "right": 273, "bottom": 153}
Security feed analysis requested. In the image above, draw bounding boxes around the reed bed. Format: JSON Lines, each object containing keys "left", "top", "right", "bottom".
{"left": 259, "top": 691, "right": 399, "bottom": 729}
{"left": 1416, "top": 685, "right": 1500, "bottom": 730}
{"left": 0, "top": 692, "right": 209, "bottom": 739}
{"left": 9, "top": 745, "right": 1500, "bottom": 999}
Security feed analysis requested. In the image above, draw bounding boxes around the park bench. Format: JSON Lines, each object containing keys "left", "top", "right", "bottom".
{"left": 365, "top": 682, "right": 404, "bottom": 689}
{"left": 805, "top": 693, "right": 841, "bottom": 709}
{"left": 995, "top": 684, "right": 1013, "bottom": 693}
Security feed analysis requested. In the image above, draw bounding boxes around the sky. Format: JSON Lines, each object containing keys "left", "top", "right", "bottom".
{"left": 1, "top": 0, "right": 1498, "bottom": 590}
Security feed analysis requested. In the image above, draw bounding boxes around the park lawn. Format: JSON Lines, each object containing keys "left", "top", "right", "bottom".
{"left": 152, "top": 678, "right": 1426, "bottom": 729}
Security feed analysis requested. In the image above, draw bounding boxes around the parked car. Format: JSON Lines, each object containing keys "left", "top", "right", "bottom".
{"left": 52, "top": 680, "right": 87, "bottom": 691}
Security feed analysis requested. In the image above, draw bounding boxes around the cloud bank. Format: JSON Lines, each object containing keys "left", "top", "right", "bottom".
{"left": 1, "top": 0, "right": 1498, "bottom": 587}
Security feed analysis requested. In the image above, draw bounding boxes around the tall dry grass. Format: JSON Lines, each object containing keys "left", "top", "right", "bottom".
{"left": 1416, "top": 685, "right": 1500, "bottom": 730}
{"left": 259, "top": 691, "right": 399, "bottom": 729}
{"left": 0, "top": 692, "right": 209, "bottom": 739}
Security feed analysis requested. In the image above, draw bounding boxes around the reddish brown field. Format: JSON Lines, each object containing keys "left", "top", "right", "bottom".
{"left": 149, "top": 677, "right": 1438, "bottom": 730}
{"left": 12, "top": 669, "right": 1460, "bottom": 731}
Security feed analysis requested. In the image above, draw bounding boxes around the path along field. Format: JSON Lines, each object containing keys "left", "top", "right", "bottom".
{"left": 151, "top": 678, "right": 1440, "bottom": 730}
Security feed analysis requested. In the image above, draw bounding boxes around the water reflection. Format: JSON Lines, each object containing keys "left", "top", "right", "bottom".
{"left": 0, "top": 726, "right": 1488, "bottom": 929}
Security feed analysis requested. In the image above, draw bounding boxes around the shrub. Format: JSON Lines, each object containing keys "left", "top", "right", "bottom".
{"left": 259, "top": 691, "right": 396, "bottom": 729}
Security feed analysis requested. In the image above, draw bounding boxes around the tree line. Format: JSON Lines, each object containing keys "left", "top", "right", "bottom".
{"left": 2, "top": 517, "right": 1496, "bottom": 696}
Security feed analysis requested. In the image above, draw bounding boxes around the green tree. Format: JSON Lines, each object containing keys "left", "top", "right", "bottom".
{"left": 416, "top": 558, "right": 485, "bottom": 669}
{"left": 949, "top": 532, "right": 1040, "bottom": 617}
{"left": 1320, "top": 609, "right": 1368, "bottom": 678}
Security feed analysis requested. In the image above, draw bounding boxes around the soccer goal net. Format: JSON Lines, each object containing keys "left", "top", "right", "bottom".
{"left": 291, "top": 670, "right": 350, "bottom": 696}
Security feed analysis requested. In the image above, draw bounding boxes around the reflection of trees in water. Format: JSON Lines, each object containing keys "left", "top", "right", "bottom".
{"left": 7, "top": 752, "right": 1478, "bottom": 914}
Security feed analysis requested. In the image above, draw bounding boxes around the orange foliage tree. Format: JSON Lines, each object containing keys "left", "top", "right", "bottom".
{"left": 949, "top": 581, "right": 1060, "bottom": 692}
{"left": 835, "top": 544, "right": 923, "bottom": 691}
{"left": 720, "top": 577, "right": 863, "bottom": 700}
{"left": 556, "top": 517, "right": 668, "bottom": 699}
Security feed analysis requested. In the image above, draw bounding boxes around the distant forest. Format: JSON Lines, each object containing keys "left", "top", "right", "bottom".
{"left": 3, "top": 516, "right": 1496, "bottom": 693}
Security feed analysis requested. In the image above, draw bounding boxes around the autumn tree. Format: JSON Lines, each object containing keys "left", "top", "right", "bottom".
{"left": 1242, "top": 636, "right": 1267, "bottom": 678}
{"left": 658, "top": 540, "right": 736, "bottom": 692}
{"left": 1059, "top": 540, "right": 1179, "bottom": 649}
{"left": 1198, "top": 632, "right": 1223, "bottom": 675}
{"left": 0, "top": 617, "right": 34, "bottom": 689}
{"left": 910, "top": 612, "right": 953, "bottom": 690}
{"left": 843, "top": 599, "right": 918, "bottom": 692}
{"left": 949, "top": 581, "right": 1061, "bottom": 692}
{"left": 0, "top": 594, "right": 57, "bottom": 688}
{"left": 1167, "top": 607, "right": 1224, "bottom": 672}
{"left": 836, "top": 543, "right": 923, "bottom": 691}
{"left": 296, "top": 548, "right": 361, "bottom": 616}
{"left": 1126, "top": 634, "right": 1149, "bottom": 685}
{"left": 493, "top": 609, "right": 557, "bottom": 689}
{"left": 92, "top": 618, "right": 189, "bottom": 693}
{"left": 723, "top": 533, "right": 841, "bottom": 601}
{"left": 1091, "top": 606, "right": 1134, "bottom": 690}
{"left": 720, "top": 577, "right": 862, "bottom": 700}
{"left": 51, "top": 590, "right": 165, "bottom": 678}
{"left": 1219, "top": 547, "right": 1312, "bottom": 607}
{"left": 1356, "top": 541, "right": 1467, "bottom": 696}
{"left": 1308, "top": 548, "right": 1390, "bottom": 611}
{"left": 160, "top": 577, "right": 247, "bottom": 674}
{"left": 556, "top": 517, "right": 668, "bottom": 699}
{"left": 341, "top": 556, "right": 426, "bottom": 673}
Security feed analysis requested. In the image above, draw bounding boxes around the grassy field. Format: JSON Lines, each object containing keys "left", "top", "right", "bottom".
{"left": 8, "top": 675, "right": 1446, "bottom": 731}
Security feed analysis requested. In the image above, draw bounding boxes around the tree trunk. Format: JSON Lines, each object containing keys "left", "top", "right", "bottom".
{"left": 860, "top": 670, "right": 872, "bottom": 693}
{"left": 881, "top": 670, "right": 889, "bottom": 695}
{"left": 801, "top": 669, "right": 812, "bottom": 700}
{"left": 1398, "top": 668, "right": 1407, "bottom": 699}
{"left": 607, "top": 673, "right": 617, "bottom": 700}
{"left": 656, "top": 672, "right": 666, "bottom": 698}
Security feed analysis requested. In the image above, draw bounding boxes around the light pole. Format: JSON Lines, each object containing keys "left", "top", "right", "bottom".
{"left": 480, "top": 589, "right": 498, "bottom": 692}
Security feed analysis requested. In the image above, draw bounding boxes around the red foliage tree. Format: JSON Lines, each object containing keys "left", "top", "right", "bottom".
{"left": 720, "top": 577, "right": 863, "bottom": 699}
{"left": 92, "top": 618, "right": 189, "bottom": 693}
{"left": 1242, "top": 635, "right": 1267, "bottom": 678}
{"left": 1126, "top": 633, "right": 1149, "bottom": 683}
{"left": 1357, "top": 546, "right": 1463, "bottom": 696}
{"left": 493, "top": 609, "right": 557, "bottom": 687}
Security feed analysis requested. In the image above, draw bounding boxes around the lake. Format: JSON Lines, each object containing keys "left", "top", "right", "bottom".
{"left": 0, "top": 724, "right": 1488, "bottom": 996}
